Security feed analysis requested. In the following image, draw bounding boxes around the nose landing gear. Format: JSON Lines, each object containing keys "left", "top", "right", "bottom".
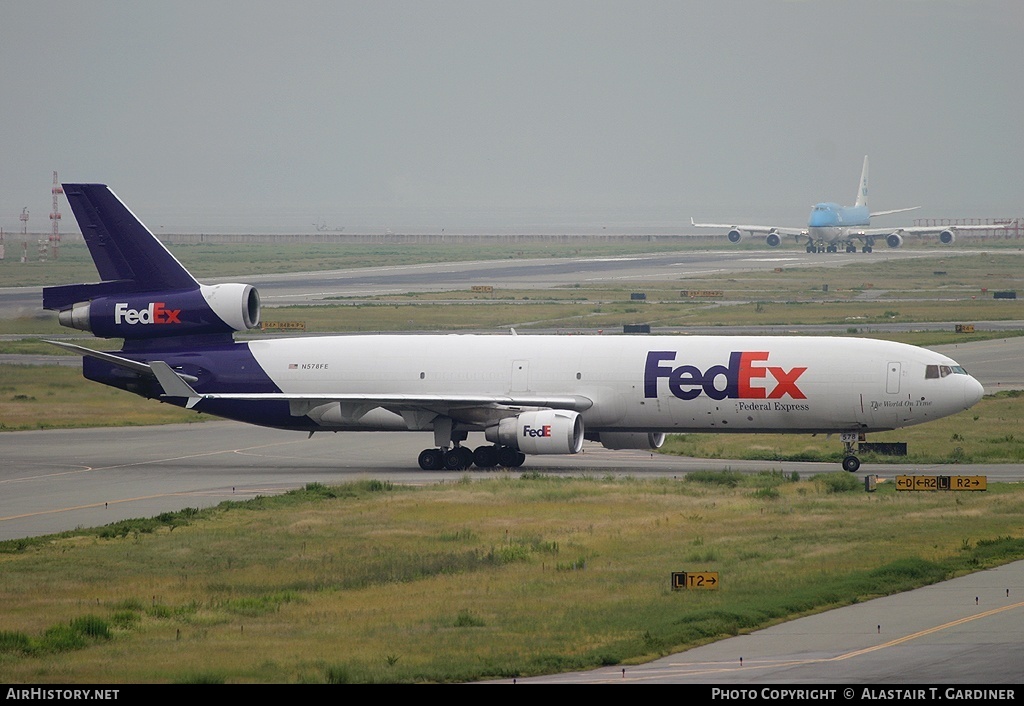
{"left": 840, "top": 432, "right": 861, "bottom": 472}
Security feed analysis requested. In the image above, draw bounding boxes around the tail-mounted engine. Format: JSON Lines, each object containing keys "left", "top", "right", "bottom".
{"left": 486, "top": 410, "right": 584, "bottom": 454}
{"left": 55, "top": 283, "right": 261, "bottom": 339}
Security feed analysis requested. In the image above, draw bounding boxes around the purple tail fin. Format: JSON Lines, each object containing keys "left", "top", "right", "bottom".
{"left": 43, "top": 184, "right": 260, "bottom": 345}
{"left": 43, "top": 184, "right": 198, "bottom": 311}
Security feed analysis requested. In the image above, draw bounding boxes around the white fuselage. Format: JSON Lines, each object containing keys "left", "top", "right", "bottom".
{"left": 243, "top": 334, "right": 982, "bottom": 435}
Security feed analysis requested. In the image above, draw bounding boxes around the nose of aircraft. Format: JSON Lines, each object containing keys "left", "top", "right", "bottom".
{"left": 964, "top": 375, "right": 985, "bottom": 408}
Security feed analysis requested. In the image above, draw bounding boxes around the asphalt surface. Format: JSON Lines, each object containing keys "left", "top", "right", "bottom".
{"left": 7, "top": 417, "right": 1024, "bottom": 543}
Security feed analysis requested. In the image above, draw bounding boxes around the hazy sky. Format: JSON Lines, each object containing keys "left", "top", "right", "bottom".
{"left": 2, "top": 1, "right": 1022, "bottom": 234}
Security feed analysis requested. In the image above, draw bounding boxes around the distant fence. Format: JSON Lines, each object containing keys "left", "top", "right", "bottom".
{"left": 157, "top": 233, "right": 721, "bottom": 245}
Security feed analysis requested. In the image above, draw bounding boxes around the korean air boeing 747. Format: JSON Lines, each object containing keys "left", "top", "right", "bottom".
{"left": 45, "top": 184, "right": 984, "bottom": 472}
{"left": 692, "top": 156, "right": 997, "bottom": 253}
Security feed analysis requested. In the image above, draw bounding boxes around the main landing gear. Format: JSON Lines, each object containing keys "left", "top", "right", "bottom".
{"left": 417, "top": 444, "right": 526, "bottom": 471}
{"left": 805, "top": 240, "right": 873, "bottom": 254}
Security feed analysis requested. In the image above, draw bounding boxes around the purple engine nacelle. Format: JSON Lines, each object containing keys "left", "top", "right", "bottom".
{"left": 57, "top": 283, "right": 261, "bottom": 339}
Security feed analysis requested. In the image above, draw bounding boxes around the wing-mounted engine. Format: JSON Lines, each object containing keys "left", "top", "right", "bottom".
{"left": 886, "top": 232, "right": 904, "bottom": 249}
{"left": 765, "top": 231, "right": 781, "bottom": 247}
{"left": 591, "top": 432, "right": 666, "bottom": 450}
{"left": 939, "top": 229, "right": 955, "bottom": 245}
{"left": 485, "top": 410, "right": 584, "bottom": 454}
{"left": 727, "top": 228, "right": 743, "bottom": 243}
{"left": 54, "top": 283, "right": 261, "bottom": 339}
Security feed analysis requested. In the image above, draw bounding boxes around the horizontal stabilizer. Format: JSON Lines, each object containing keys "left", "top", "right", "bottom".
{"left": 870, "top": 206, "right": 920, "bottom": 218}
{"left": 43, "top": 280, "right": 136, "bottom": 312}
{"left": 44, "top": 340, "right": 198, "bottom": 383}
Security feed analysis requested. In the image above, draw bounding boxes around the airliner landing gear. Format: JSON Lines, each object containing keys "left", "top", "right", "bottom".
{"left": 418, "top": 448, "right": 445, "bottom": 470}
{"left": 840, "top": 432, "right": 861, "bottom": 472}
{"left": 444, "top": 446, "right": 474, "bottom": 470}
{"left": 417, "top": 444, "right": 526, "bottom": 470}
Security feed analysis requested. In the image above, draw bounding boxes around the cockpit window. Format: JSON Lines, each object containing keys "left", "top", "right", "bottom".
{"left": 925, "top": 364, "right": 968, "bottom": 379}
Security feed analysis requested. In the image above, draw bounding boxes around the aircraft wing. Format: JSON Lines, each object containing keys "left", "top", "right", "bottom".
{"left": 147, "top": 361, "right": 593, "bottom": 429}
{"left": 45, "top": 340, "right": 200, "bottom": 381}
{"left": 882, "top": 224, "right": 1006, "bottom": 236}
{"left": 688, "top": 217, "right": 806, "bottom": 241}
{"left": 854, "top": 224, "right": 1008, "bottom": 237}
{"left": 690, "top": 219, "right": 806, "bottom": 236}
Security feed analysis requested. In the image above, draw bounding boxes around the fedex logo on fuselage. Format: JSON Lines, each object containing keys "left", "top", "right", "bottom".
{"left": 523, "top": 424, "right": 552, "bottom": 438}
{"left": 114, "top": 302, "right": 182, "bottom": 325}
{"left": 644, "top": 351, "right": 807, "bottom": 401}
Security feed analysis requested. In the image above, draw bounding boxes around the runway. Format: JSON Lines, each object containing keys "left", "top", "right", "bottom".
{"left": 0, "top": 245, "right": 971, "bottom": 314}
{"left": 5, "top": 412, "right": 1024, "bottom": 543}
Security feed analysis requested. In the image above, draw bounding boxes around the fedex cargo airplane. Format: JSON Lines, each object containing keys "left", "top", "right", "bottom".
{"left": 44, "top": 184, "right": 984, "bottom": 473}
{"left": 692, "top": 156, "right": 996, "bottom": 253}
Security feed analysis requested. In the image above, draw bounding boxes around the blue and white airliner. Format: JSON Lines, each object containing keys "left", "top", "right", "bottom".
{"left": 44, "top": 184, "right": 984, "bottom": 472}
{"left": 692, "top": 156, "right": 996, "bottom": 252}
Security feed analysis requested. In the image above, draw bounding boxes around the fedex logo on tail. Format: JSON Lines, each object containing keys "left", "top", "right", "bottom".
{"left": 645, "top": 351, "right": 807, "bottom": 401}
{"left": 114, "top": 302, "right": 182, "bottom": 325}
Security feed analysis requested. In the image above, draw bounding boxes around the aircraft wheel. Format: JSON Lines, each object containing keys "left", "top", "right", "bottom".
{"left": 444, "top": 446, "right": 474, "bottom": 470}
{"left": 496, "top": 446, "right": 521, "bottom": 468}
{"left": 863, "top": 246, "right": 872, "bottom": 253}
{"left": 418, "top": 448, "right": 444, "bottom": 471}
{"left": 473, "top": 445, "right": 499, "bottom": 469}
{"left": 841, "top": 455, "right": 861, "bottom": 473}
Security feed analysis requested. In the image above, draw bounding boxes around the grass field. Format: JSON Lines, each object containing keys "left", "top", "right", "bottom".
{"left": 0, "top": 365, "right": 207, "bottom": 430}
{"left": 1, "top": 474, "right": 1023, "bottom": 683}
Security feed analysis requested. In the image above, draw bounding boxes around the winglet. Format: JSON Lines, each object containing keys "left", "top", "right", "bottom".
{"left": 149, "top": 360, "right": 202, "bottom": 409}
